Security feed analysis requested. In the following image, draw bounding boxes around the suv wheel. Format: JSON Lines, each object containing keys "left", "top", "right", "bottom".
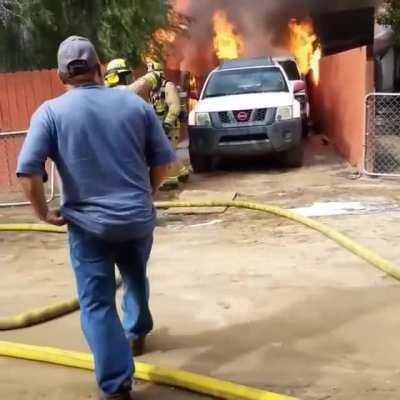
{"left": 302, "top": 119, "right": 309, "bottom": 137}
{"left": 189, "top": 151, "right": 216, "bottom": 173}
{"left": 280, "top": 143, "right": 304, "bottom": 168}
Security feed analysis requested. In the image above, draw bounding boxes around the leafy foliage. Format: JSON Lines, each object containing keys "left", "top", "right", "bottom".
{"left": 0, "top": 0, "right": 185, "bottom": 72}
{"left": 379, "top": 1, "right": 400, "bottom": 47}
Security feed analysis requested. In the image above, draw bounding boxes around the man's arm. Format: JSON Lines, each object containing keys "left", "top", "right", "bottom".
{"left": 150, "top": 164, "right": 170, "bottom": 195}
{"left": 19, "top": 175, "right": 65, "bottom": 226}
{"left": 127, "top": 72, "right": 161, "bottom": 101}
{"left": 17, "top": 104, "right": 65, "bottom": 226}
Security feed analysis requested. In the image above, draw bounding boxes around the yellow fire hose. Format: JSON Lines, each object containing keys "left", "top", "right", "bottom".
{"left": 1, "top": 200, "right": 399, "bottom": 400}
{"left": 0, "top": 275, "right": 123, "bottom": 330}
{"left": 0, "top": 341, "right": 295, "bottom": 400}
{"left": 156, "top": 200, "right": 400, "bottom": 280}
{"left": 0, "top": 223, "right": 65, "bottom": 233}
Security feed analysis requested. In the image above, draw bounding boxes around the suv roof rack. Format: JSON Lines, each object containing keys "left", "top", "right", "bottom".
{"left": 272, "top": 56, "right": 296, "bottom": 62}
{"left": 218, "top": 57, "right": 274, "bottom": 70}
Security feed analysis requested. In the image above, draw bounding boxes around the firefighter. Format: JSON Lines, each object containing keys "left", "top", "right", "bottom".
{"left": 104, "top": 58, "right": 161, "bottom": 101}
{"left": 104, "top": 59, "right": 189, "bottom": 187}
{"left": 146, "top": 61, "right": 190, "bottom": 184}
{"left": 146, "top": 62, "right": 180, "bottom": 147}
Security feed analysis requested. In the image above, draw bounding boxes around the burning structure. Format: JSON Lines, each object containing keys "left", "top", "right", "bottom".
{"left": 166, "top": 0, "right": 323, "bottom": 88}
{"left": 156, "top": 0, "right": 378, "bottom": 108}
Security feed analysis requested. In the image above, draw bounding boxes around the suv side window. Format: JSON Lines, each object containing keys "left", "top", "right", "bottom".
{"left": 279, "top": 60, "right": 301, "bottom": 80}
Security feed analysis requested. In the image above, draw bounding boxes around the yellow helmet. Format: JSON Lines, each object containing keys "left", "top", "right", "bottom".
{"left": 104, "top": 58, "right": 131, "bottom": 87}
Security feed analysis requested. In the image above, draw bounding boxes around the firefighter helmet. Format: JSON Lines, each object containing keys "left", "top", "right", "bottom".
{"left": 104, "top": 58, "right": 132, "bottom": 87}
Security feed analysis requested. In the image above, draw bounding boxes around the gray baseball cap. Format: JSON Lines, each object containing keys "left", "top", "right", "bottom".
{"left": 57, "top": 36, "right": 99, "bottom": 77}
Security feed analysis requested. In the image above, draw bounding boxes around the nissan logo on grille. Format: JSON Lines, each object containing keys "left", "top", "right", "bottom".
{"left": 234, "top": 110, "right": 251, "bottom": 122}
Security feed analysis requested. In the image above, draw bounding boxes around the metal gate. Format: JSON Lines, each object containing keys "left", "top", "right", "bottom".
{"left": 364, "top": 93, "right": 400, "bottom": 176}
{"left": 0, "top": 130, "right": 56, "bottom": 207}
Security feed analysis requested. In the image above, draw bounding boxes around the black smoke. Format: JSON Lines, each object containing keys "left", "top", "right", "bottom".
{"left": 169, "top": 0, "right": 380, "bottom": 74}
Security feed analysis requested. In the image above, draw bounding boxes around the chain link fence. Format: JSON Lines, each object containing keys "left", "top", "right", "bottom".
{"left": 0, "top": 131, "right": 57, "bottom": 207}
{"left": 365, "top": 93, "right": 400, "bottom": 176}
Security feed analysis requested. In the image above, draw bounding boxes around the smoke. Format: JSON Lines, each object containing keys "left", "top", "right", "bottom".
{"left": 168, "top": 0, "right": 379, "bottom": 76}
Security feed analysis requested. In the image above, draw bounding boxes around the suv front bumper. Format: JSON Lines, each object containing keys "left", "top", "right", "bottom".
{"left": 189, "top": 118, "right": 302, "bottom": 157}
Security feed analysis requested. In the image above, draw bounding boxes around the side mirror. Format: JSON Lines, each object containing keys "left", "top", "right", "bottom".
{"left": 189, "top": 90, "right": 199, "bottom": 100}
{"left": 293, "top": 80, "right": 306, "bottom": 93}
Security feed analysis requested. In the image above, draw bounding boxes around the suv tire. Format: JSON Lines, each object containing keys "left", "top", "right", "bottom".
{"left": 302, "top": 119, "right": 309, "bottom": 137}
{"left": 190, "top": 151, "right": 216, "bottom": 173}
{"left": 280, "top": 143, "right": 304, "bottom": 168}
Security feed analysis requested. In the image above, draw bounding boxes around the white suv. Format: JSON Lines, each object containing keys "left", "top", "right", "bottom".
{"left": 188, "top": 58, "right": 303, "bottom": 172}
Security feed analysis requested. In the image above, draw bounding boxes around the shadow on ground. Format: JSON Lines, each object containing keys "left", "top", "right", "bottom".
{"left": 147, "top": 286, "right": 394, "bottom": 396}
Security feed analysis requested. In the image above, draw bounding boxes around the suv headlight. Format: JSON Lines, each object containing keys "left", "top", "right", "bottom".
{"left": 276, "top": 106, "right": 293, "bottom": 121}
{"left": 195, "top": 112, "right": 212, "bottom": 127}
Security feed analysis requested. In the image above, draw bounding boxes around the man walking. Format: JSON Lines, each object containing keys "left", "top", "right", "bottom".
{"left": 17, "top": 36, "right": 175, "bottom": 400}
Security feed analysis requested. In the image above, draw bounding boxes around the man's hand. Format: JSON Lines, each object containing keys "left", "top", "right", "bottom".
{"left": 19, "top": 175, "right": 66, "bottom": 226}
{"left": 43, "top": 209, "right": 66, "bottom": 226}
{"left": 150, "top": 164, "right": 170, "bottom": 196}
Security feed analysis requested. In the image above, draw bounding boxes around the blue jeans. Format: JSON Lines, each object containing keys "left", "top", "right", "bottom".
{"left": 68, "top": 224, "right": 154, "bottom": 395}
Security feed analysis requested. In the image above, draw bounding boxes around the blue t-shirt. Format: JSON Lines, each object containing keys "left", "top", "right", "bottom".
{"left": 17, "top": 84, "right": 175, "bottom": 241}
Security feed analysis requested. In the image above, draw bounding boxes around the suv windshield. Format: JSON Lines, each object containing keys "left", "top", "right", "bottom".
{"left": 278, "top": 60, "right": 301, "bottom": 81}
{"left": 203, "top": 67, "right": 288, "bottom": 99}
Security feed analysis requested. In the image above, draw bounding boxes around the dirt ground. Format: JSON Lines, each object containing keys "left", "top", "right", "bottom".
{"left": 1, "top": 137, "right": 400, "bottom": 399}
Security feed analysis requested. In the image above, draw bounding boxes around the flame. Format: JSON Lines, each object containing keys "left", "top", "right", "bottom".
{"left": 189, "top": 75, "right": 197, "bottom": 90}
{"left": 212, "top": 10, "right": 244, "bottom": 60}
{"left": 145, "top": 28, "right": 177, "bottom": 64}
{"left": 288, "top": 18, "right": 321, "bottom": 84}
{"left": 188, "top": 74, "right": 199, "bottom": 112}
{"left": 154, "top": 29, "right": 177, "bottom": 44}
{"left": 310, "top": 46, "right": 322, "bottom": 84}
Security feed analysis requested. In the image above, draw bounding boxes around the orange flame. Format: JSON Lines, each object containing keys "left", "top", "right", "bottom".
{"left": 212, "top": 10, "right": 245, "bottom": 60}
{"left": 310, "top": 46, "right": 322, "bottom": 84}
{"left": 145, "top": 28, "right": 177, "bottom": 64}
{"left": 154, "top": 29, "right": 177, "bottom": 44}
{"left": 288, "top": 18, "right": 321, "bottom": 84}
{"left": 189, "top": 75, "right": 198, "bottom": 91}
{"left": 188, "top": 75, "right": 199, "bottom": 112}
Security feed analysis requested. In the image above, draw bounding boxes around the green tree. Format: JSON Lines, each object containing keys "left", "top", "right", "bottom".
{"left": 0, "top": 0, "right": 185, "bottom": 72}
{"left": 379, "top": 1, "right": 400, "bottom": 47}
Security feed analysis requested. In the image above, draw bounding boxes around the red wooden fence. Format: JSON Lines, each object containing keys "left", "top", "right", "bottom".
{"left": 0, "top": 69, "right": 64, "bottom": 132}
{"left": 0, "top": 69, "right": 64, "bottom": 194}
